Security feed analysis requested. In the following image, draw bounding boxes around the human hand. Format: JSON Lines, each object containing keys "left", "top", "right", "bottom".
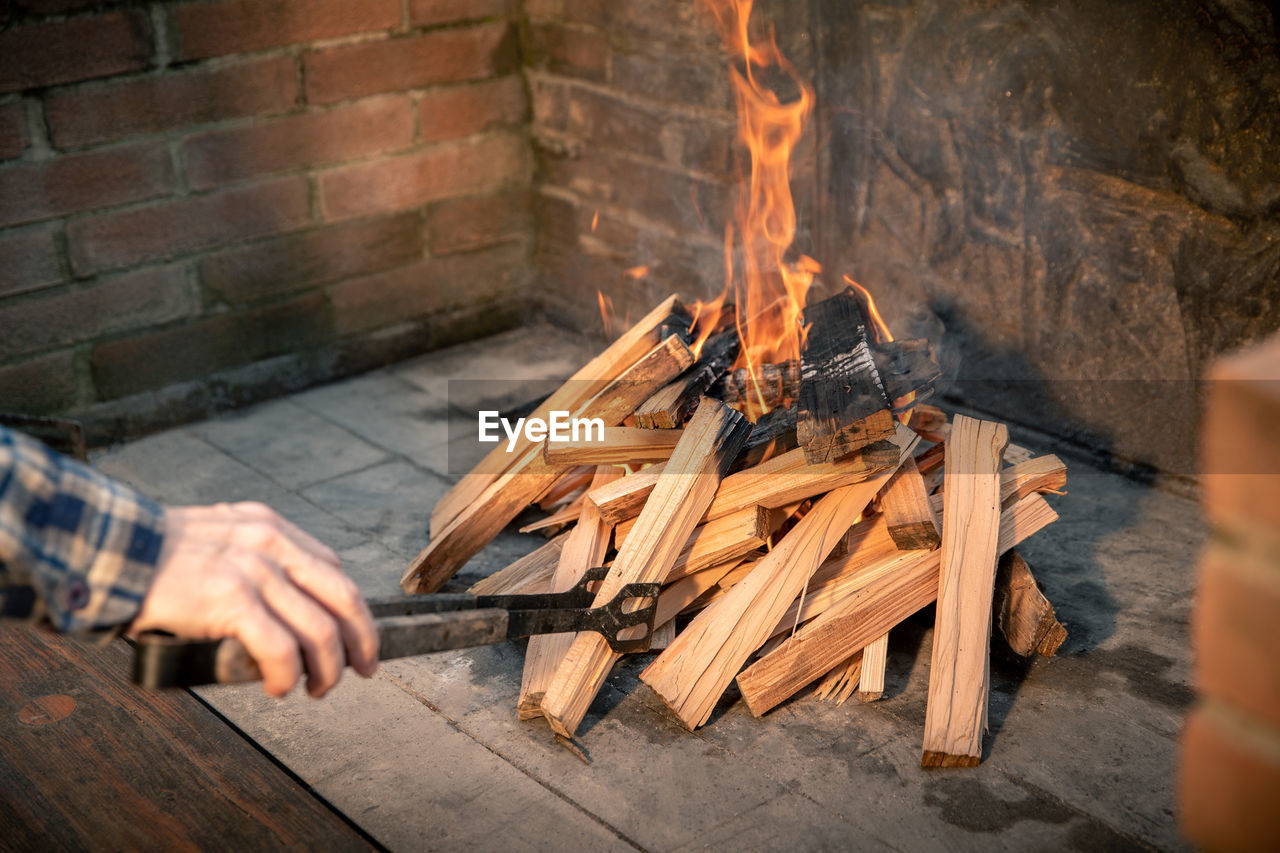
{"left": 128, "top": 502, "right": 379, "bottom": 698}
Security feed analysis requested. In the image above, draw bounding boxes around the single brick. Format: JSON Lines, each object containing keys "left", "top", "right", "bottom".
{"left": 0, "top": 142, "right": 174, "bottom": 230}
{"left": 1179, "top": 706, "right": 1280, "bottom": 851}
{"left": 418, "top": 76, "right": 527, "bottom": 144}
{"left": 201, "top": 212, "right": 423, "bottom": 304}
{"left": 409, "top": 0, "right": 512, "bottom": 27}
{"left": 427, "top": 189, "right": 530, "bottom": 255}
{"left": 304, "top": 22, "right": 517, "bottom": 105}
{"left": 0, "top": 101, "right": 29, "bottom": 162}
{"left": 524, "top": 0, "right": 607, "bottom": 28}
{"left": 0, "top": 11, "right": 151, "bottom": 95}
{"left": 183, "top": 95, "right": 414, "bottom": 190}
{"left": 1195, "top": 540, "right": 1280, "bottom": 731}
{"left": 68, "top": 176, "right": 310, "bottom": 275}
{"left": 524, "top": 22, "right": 608, "bottom": 82}
{"left": 329, "top": 241, "right": 525, "bottom": 335}
{"left": 175, "top": 0, "right": 400, "bottom": 62}
{"left": 0, "top": 225, "right": 62, "bottom": 298}
{"left": 0, "top": 349, "right": 78, "bottom": 415}
{"left": 47, "top": 56, "right": 297, "bottom": 149}
{"left": 318, "top": 133, "right": 529, "bottom": 220}
{"left": 91, "top": 292, "right": 333, "bottom": 399}
{"left": 1203, "top": 332, "right": 1280, "bottom": 534}
{"left": 0, "top": 265, "right": 194, "bottom": 362}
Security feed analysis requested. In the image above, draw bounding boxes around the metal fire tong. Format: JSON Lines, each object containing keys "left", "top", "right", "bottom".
{"left": 133, "top": 567, "right": 658, "bottom": 688}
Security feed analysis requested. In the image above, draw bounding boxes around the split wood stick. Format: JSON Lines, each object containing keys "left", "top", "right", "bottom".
{"left": 920, "top": 415, "right": 1008, "bottom": 768}
{"left": 815, "top": 653, "right": 864, "bottom": 704}
{"left": 466, "top": 532, "right": 569, "bottom": 596}
{"left": 617, "top": 505, "right": 772, "bottom": 583}
{"left": 735, "top": 491, "right": 1058, "bottom": 716}
{"left": 520, "top": 467, "right": 624, "bottom": 720}
{"left": 402, "top": 335, "right": 694, "bottom": 593}
{"left": 587, "top": 462, "right": 667, "bottom": 525}
{"left": 1002, "top": 442, "right": 1034, "bottom": 465}
{"left": 649, "top": 619, "right": 677, "bottom": 650}
{"left": 640, "top": 423, "right": 919, "bottom": 730}
{"left": 908, "top": 404, "right": 948, "bottom": 443}
{"left": 857, "top": 635, "right": 888, "bottom": 701}
{"left": 431, "top": 295, "right": 684, "bottom": 535}
{"left": 994, "top": 550, "right": 1067, "bottom": 657}
{"left": 635, "top": 328, "right": 740, "bottom": 429}
{"left": 928, "top": 454, "right": 1067, "bottom": 516}
{"left": 543, "top": 427, "right": 682, "bottom": 467}
{"left": 518, "top": 495, "right": 583, "bottom": 535}
{"left": 537, "top": 466, "right": 594, "bottom": 511}
{"left": 540, "top": 398, "right": 751, "bottom": 738}
{"left": 654, "top": 561, "right": 740, "bottom": 628}
{"left": 879, "top": 455, "right": 942, "bottom": 550}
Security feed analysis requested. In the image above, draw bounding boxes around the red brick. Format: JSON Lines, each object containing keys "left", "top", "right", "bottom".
{"left": 304, "top": 22, "right": 517, "bottom": 105}
{"left": 0, "top": 12, "right": 152, "bottom": 95}
{"left": 427, "top": 189, "right": 530, "bottom": 255}
{"left": 0, "top": 225, "right": 62, "bottom": 298}
{"left": 524, "top": 0, "right": 607, "bottom": 27}
{"left": 47, "top": 56, "right": 297, "bottom": 149}
{"left": 409, "top": 0, "right": 512, "bottom": 27}
{"left": 183, "top": 96, "right": 414, "bottom": 190}
{"left": 67, "top": 177, "right": 310, "bottom": 275}
{"left": 319, "top": 133, "right": 529, "bottom": 220}
{"left": 175, "top": 0, "right": 401, "bottom": 62}
{"left": 90, "top": 292, "right": 332, "bottom": 399}
{"left": 0, "top": 101, "right": 29, "bottom": 162}
{"left": 1179, "top": 706, "right": 1280, "bottom": 851}
{"left": 200, "top": 212, "right": 424, "bottom": 303}
{"left": 524, "top": 22, "right": 608, "bottom": 82}
{"left": 419, "top": 76, "right": 527, "bottom": 144}
{"left": 0, "top": 265, "right": 194, "bottom": 361}
{"left": 0, "top": 350, "right": 78, "bottom": 415}
{"left": 1203, "top": 332, "right": 1280, "bottom": 534}
{"left": 329, "top": 241, "right": 525, "bottom": 335}
{"left": 0, "top": 142, "right": 174, "bottom": 230}
{"left": 1195, "top": 541, "right": 1280, "bottom": 731}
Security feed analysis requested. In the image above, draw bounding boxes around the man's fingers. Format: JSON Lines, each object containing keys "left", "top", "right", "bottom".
{"left": 231, "top": 595, "right": 303, "bottom": 698}
{"left": 256, "top": 564, "right": 347, "bottom": 697}
{"left": 278, "top": 564, "right": 378, "bottom": 678}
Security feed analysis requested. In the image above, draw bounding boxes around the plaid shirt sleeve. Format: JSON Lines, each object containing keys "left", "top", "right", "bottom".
{"left": 0, "top": 426, "right": 165, "bottom": 636}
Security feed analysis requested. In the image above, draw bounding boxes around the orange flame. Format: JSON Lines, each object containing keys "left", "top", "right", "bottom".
{"left": 625, "top": 265, "right": 650, "bottom": 280}
{"left": 688, "top": 0, "right": 817, "bottom": 420}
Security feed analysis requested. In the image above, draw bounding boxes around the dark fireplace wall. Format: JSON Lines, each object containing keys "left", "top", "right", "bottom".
{"left": 813, "top": 0, "right": 1280, "bottom": 474}
{"left": 532, "top": 0, "right": 1280, "bottom": 476}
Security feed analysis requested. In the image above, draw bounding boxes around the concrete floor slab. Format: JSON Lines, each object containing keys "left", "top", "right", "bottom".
{"left": 90, "top": 330, "right": 1203, "bottom": 851}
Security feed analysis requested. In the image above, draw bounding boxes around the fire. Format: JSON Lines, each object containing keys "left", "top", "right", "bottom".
{"left": 690, "top": 0, "right": 818, "bottom": 420}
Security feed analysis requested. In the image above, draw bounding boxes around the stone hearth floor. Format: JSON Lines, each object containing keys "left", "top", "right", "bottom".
{"left": 96, "top": 324, "right": 1199, "bottom": 852}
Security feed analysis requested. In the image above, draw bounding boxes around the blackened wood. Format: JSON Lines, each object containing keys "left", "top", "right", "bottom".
{"left": 636, "top": 329, "right": 742, "bottom": 429}
{"left": 716, "top": 360, "right": 801, "bottom": 409}
{"left": 796, "top": 287, "right": 895, "bottom": 463}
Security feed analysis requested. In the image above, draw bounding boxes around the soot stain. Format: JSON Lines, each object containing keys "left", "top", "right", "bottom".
{"left": 924, "top": 776, "right": 1074, "bottom": 833}
{"left": 1087, "top": 644, "right": 1194, "bottom": 710}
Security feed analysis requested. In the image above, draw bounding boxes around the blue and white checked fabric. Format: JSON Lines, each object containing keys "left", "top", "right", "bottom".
{"left": 0, "top": 425, "right": 165, "bottom": 636}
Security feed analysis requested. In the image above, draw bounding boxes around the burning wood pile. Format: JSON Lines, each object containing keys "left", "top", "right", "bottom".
{"left": 399, "top": 289, "right": 1068, "bottom": 767}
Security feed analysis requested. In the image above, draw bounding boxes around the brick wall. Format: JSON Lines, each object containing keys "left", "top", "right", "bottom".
{"left": 0, "top": 0, "right": 532, "bottom": 441}
{"left": 1180, "top": 332, "right": 1280, "bottom": 849}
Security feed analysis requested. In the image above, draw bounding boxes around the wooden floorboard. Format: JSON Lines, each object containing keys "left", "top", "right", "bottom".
{"left": 0, "top": 623, "right": 375, "bottom": 850}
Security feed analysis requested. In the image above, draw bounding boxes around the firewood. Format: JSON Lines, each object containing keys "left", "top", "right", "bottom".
{"left": 919, "top": 415, "right": 1008, "bottom": 768}
{"left": 908, "top": 404, "right": 948, "bottom": 443}
{"left": 519, "top": 467, "right": 624, "bottom": 720}
{"left": 649, "top": 619, "right": 677, "bottom": 650}
{"left": 994, "top": 550, "right": 1067, "bottom": 657}
{"left": 536, "top": 466, "right": 594, "bottom": 511}
{"left": 653, "top": 561, "right": 741, "bottom": 628}
{"left": 635, "top": 328, "right": 740, "bottom": 428}
{"left": 814, "top": 653, "right": 863, "bottom": 704}
{"left": 518, "top": 495, "right": 583, "bottom": 535}
{"left": 540, "top": 398, "right": 751, "bottom": 739}
{"left": 857, "top": 635, "right": 888, "bottom": 701}
{"left": 431, "top": 295, "right": 687, "bottom": 536}
{"left": 543, "top": 427, "right": 683, "bottom": 467}
{"left": 733, "top": 406, "right": 799, "bottom": 469}
{"left": 466, "top": 532, "right": 569, "bottom": 596}
{"left": 734, "top": 492, "right": 1058, "bottom": 717}
{"left": 401, "top": 335, "right": 695, "bottom": 593}
{"left": 872, "top": 339, "right": 941, "bottom": 405}
{"left": 796, "top": 287, "right": 897, "bottom": 463}
{"left": 928, "top": 453, "right": 1068, "bottom": 516}
{"left": 616, "top": 505, "right": 773, "bottom": 583}
{"left": 1003, "top": 443, "right": 1034, "bottom": 465}
{"left": 879, "top": 456, "right": 942, "bottom": 550}
{"left": 640, "top": 423, "right": 919, "bottom": 730}
{"left": 586, "top": 462, "right": 666, "bottom": 525}
{"left": 717, "top": 360, "right": 800, "bottom": 409}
